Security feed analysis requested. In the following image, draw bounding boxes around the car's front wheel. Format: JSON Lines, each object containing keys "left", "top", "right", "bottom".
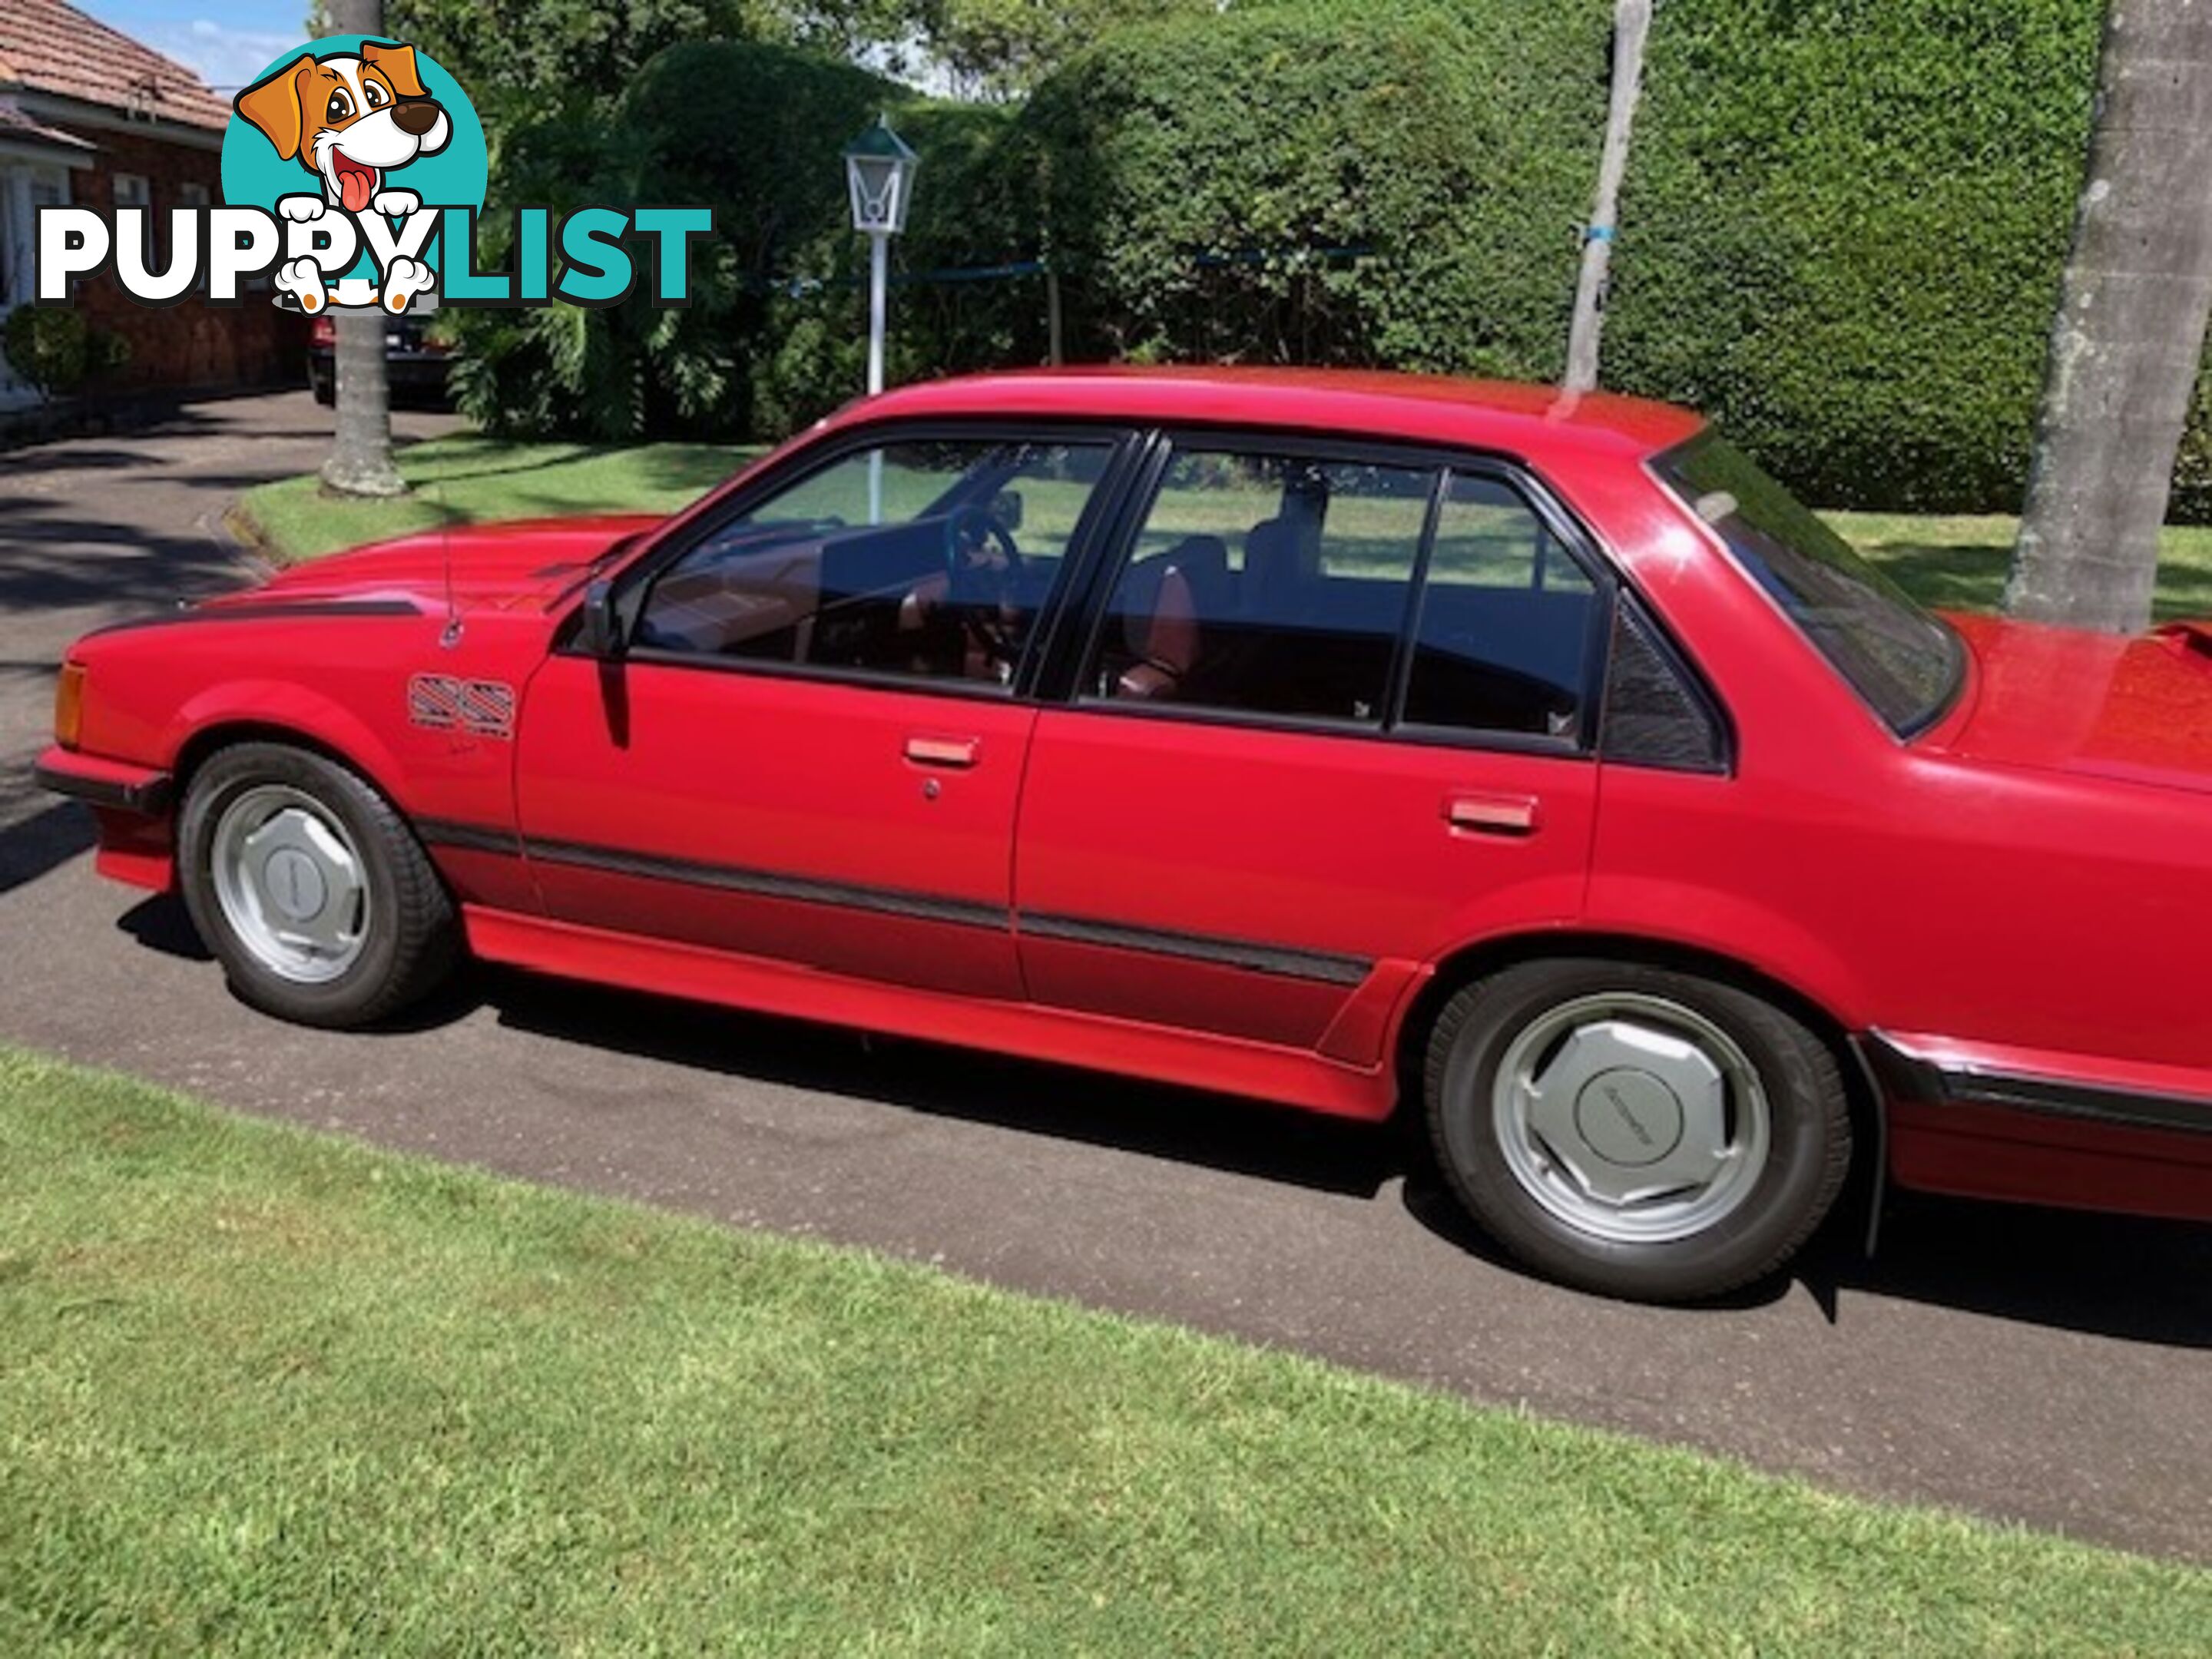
{"left": 177, "top": 742, "right": 458, "bottom": 1028}
{"left": 1424, "top": 959, "right": 1853, "bottom": 1302}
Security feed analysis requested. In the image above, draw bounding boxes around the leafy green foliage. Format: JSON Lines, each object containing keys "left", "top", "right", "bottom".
{"left": 2, "top": 308, "right": 127, "bottom": 399}
{"left": 1602, "top": 0, "right": 2110, "bottom": 515}
{"left": 396, "top": 0, "right": 2212, "bottom": 519}
{"left": 1019, "top": 0, "right": 1609, "bottom": 376}
{"left": 921, "top": 0, "right": 1219, "bottom": 99}
{"left": 439, "top": 36, "right": 1030, "bottom": 442}
{"left": 388, "top": 0, "right": 772, "bottom": 121}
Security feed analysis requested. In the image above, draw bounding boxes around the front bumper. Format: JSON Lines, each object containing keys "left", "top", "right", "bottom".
{"left": 34, "top": 746, "right": 172, "bottom": 816}
{"left": 35, "top": 746, "right": 176, "bottom": 892}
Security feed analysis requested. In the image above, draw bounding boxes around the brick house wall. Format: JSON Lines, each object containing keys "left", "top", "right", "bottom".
{"left": 56, "top": 121, "right": 306, "bottom": 392}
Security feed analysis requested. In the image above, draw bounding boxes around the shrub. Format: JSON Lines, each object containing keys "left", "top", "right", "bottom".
{"left": 1016, "top": 0, "right": 1610, "bottom": 376}
{"left": 443, "top": 39, "right": 1031, "bottom": 442}
{"left": 1601, "top": 0, "right": 2108, "bottom": 514}
{"left": 2, "top": 307, "right": 128, "bottom": 399}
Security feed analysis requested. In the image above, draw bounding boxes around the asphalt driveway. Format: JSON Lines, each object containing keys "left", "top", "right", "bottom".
{"left": 3, "top": 389, "right": 2208, "bottom": 1562}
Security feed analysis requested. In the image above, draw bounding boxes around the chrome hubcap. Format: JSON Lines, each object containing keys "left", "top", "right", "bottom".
{"left": 208, "top": 785, "right": 370, "bottom": 984}
{"left": 1492, "top": 992, "right": 1770, "bottom": 1243}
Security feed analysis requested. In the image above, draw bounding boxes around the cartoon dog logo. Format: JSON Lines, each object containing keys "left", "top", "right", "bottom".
{"left": 233, "top": 40, "right": 451, "bottom": 315}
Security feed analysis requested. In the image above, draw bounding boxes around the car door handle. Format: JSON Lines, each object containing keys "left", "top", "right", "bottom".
{"left": 1445, "top": 792, "right": 1541, "bottom": 836}
{"left": 905, "top": 735, "right": 980, "bottom": 769}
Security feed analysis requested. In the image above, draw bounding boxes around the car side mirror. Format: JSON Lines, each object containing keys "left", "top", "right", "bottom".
{"left": 990, "top": 488, "right": 1024, "bottom": 532}
{"left": 578, "top": 578, "right": 625, "bottom": 659}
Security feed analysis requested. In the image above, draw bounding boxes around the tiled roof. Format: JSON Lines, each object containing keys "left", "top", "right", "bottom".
{"left": 0, "top": 0, "right": 230, "bottom": 131}
{"left": 0, "top": 97, "right": 96, "bottom": 149}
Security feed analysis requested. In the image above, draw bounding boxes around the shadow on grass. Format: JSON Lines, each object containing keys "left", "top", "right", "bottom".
{"left": 1860, "top": 534, "right": 2212, "bottom": 621}
{"left": 1864, "top": 541, "right": 2012, "bottom": 614}
{"left": 117, "top": 892, "right": 2212, "bottom": 1349}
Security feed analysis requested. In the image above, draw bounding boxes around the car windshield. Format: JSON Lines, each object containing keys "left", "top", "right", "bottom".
{"left": 1653, "top": 433, "right": 1962, "bottom": 737}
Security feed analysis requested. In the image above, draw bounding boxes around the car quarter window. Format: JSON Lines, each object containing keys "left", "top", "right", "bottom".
{"left": 635, "top": 435, "right": 1114, "bottom": 690}
{"left": 1079, "top": 447, "right": 1435, "bottom": 724}
{"left": 1402, "top": 472, "right": 1601, "bottom": 740}
{"left": 1078, "top": 446, "right": 1602, "bottom": 743}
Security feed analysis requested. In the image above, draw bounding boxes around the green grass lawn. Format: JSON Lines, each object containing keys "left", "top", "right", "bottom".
{"left": 228, "top": 435, "right": 760, "bottom": 565}
{"left": 231, "top": 435, "right": 2212, "bottom": 620}
{"left": 2, "top": 1045, "right": 2207, "bottom": 1656}
{"left": 1828, "top": 510, "right": 2212, "bottom": 620}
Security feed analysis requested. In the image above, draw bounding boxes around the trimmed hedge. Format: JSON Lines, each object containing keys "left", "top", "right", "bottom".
{"left": 1602, "top": 0, "right": 2108, "bottom": 514}
{"left": 422, "top": 0, "right": 2212, "bottom": 519}
{"left": 1019, "top": 0, "right": 1609, "bottom": 376}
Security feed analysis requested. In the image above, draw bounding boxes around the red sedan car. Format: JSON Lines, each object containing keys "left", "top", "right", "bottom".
{"left": 35, "top": 368, "right": 2212, "bottom": 1301}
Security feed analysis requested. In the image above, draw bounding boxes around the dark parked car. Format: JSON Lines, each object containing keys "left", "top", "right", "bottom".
{"left": 307, "top": 307, "right": 453, "bottom": 406}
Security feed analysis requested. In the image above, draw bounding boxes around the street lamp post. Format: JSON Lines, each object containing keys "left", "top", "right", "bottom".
{"left": 844, "top": 116, "right": 919, "bottom": 525}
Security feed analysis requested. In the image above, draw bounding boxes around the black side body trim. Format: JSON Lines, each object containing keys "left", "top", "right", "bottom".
{"left": 523, "top": 836, "right": 1010, "bottom": 932}
{"left": 412, "top": 817, "right": 1374, "bottom": 985}
{"left": 1018, "top": 912, "right": 1372, "bottom": 985}
{"left": 416, "top": 817, "right": 523, "bottom": 857}
{"left": 1866, "top": 1031, "right": 2212, "bottom": 1138}
{"left": 33, "top": 759, "right": 172, "bottom": 816}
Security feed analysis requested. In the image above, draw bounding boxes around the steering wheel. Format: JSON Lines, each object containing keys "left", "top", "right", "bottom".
{"left": 942, "top": 505, "right": 1028, "bottom": 671}
{"left": 944, "top": 504, "right": 1024, "bottom": 584}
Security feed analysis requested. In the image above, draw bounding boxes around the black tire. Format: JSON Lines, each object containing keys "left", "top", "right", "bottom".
{"left": 1423, "top": 958, "right": 1853, "bottom": 1303}
{"left": 177, "top": 742, "right": 458, "bottom": 1028}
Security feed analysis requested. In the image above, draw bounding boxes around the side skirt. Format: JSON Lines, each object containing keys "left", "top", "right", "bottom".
{"left": 460, "top": 905, "right": 1398, "bottom": 1123}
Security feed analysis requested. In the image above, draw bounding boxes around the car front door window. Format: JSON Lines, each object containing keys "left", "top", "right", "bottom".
{"left": 637, "top": 438, "right": 1115, "bottom": 690}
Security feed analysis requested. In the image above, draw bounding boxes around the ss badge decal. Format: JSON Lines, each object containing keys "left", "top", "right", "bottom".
{"left": 408, "top": 674, "right": 517, "bottom": 740}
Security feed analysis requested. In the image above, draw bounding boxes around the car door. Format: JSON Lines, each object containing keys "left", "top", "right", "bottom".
{"left": 515, "top": 425, "right": 1129, "bottom": 1001}
{"left": 1012, "top": 439, "right": 1609, "bottom": 1058}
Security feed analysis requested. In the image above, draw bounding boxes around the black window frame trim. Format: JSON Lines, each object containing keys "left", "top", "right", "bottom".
{"left": 566, "top": 417, "right": 1150, "bottom": 704}
{"left": 1051, "top": 424, "right": 1621, "bottom": 759}
{"left": 564, "top": 412, "right": 1740, "bottom": 772}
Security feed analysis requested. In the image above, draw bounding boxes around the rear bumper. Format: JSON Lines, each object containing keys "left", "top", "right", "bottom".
{"left": 34, "top": 746, "right": 172, "bottom": 816}
{"left": 1866, "top": 1030, "right": 2212, "bottom": 1224}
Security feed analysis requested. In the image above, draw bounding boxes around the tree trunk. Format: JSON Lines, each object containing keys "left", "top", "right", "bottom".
{"left": 1562, "top": 0, "right": 1652, "bottom": 395}
{"left": 319, "top": 0, "right": 406, "bottom": 498}
{"left": 2007, "top": 1, "right": 2212, "bottom": 634}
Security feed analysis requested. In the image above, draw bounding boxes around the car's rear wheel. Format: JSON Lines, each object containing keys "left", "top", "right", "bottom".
{"left": 177, "top": 742, "right": 458, "bottom": 1027}
{"left": 1424, "top": 958, "right": 1852, "bottom": 1302}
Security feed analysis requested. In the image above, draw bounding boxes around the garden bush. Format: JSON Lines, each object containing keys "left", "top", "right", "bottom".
{"left": 423, "top": 0, "right": 2212, "bottom": 520}
{"left": 1016, "top": 0, "right": 1609, "bottom": 377}
{"left": 2, "top": 306, "right": 128, "bottom": 399}
{"left": 1601, "top": 0, "right": 2117, "bottom": 515}
{"left": 443, "top": 39, "right": 1029, "bottom": 441}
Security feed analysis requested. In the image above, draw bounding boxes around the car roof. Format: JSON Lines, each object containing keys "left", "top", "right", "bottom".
{"left": 846, "top": 365, "right": 1704, "bottom": 462}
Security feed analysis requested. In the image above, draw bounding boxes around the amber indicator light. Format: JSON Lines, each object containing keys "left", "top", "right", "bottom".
{"left": 54, "top": 662, "right": 85, "bottom": 750}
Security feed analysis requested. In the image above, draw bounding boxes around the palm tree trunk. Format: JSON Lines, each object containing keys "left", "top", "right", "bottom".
{"left": 319, "top": 0, "right": 406, "bottom": 498}
{"left": 2007, "top": 0, "right": 2212, "bottom": 634}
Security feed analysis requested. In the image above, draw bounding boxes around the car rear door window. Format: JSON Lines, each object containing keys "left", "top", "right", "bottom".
{"left": 637, "top": 437, "right": 1114, "bottom": 690}
{"left": 1079, "top": 447, "right": 1436, "bottom": 725}
{"left": 1401, "top": 473, "right": 1601, "bottom": 741}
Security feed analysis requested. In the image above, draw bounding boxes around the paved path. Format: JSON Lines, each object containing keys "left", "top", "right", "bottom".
{"left": 3, "top": 391, "right": 2208, "bottom": 1561}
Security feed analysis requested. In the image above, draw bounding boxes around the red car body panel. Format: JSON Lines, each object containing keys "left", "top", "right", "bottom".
{"left": 33, "top": 366, "right": 2212, "bottom": 1228}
